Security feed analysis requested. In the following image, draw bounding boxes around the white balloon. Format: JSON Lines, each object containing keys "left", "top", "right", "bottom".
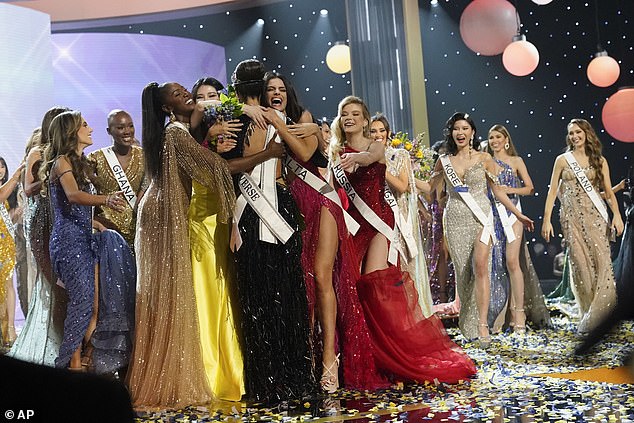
{"left": 531, "top": 0, "right": 553, "bottom": 5}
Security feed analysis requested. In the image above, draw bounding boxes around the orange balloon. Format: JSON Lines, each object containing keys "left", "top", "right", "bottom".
{"left": 502, "top": 37, "right": 539, "bottom": 77}
{"left": 587, "top": 53, "right": 620, "bottom": 87}
{"left": 602, "top": 87, "right": 634, "bottom": 143}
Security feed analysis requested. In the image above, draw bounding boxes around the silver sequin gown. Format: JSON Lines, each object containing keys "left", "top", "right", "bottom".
{"left": 559, "top": 164, "right": 616, "bottom": 333}
{"left": 443, "top": 161, "right": 493, "bottom": 340}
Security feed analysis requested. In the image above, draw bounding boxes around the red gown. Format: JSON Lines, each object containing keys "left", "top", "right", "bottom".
{"left": 288, "top": 154, "right": 388, "bottom": 390}
{"left": 343, "top": 146, "right": 476, "bottom": 384}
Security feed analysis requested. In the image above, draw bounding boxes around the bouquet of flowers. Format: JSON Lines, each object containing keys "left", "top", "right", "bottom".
{"left": 390, "top": 131, "right": 435, "bottom": 181}
{"left": 202, "top": 85, "right": 243, "bottom": 127}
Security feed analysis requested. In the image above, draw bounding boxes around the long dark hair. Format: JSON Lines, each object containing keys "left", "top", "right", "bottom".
{"left": 444, "top": 112, "right": 479, "bottom": 155}
{"left": 0, "top": 157, "right": 18, "bottom": 209}
{"left": 40, "top": 111, "right": 92, "bottom": 193}
{"left": 192, "top": 76, "right": 225, "bottom": 98}
{"left": 262, "top": 72, "right": 304, "bottom": 123}
{"left": 0, "top": 157, "right": 7, "bottom": 185}
{"left": 141, "top": 82, "right": 169, "bottom": 178}
{"left": 232, "top": 59, "right": 265, "bottom": 102}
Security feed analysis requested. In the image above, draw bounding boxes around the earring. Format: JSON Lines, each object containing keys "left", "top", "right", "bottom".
{"left": 504, "top": 142, "right": 510, "bottom": 150}
{"left": 169, "top": 111, "right": 176, "bottom": 123}
{"left": 469, "top": 141, "right": 473, "bottom": 158}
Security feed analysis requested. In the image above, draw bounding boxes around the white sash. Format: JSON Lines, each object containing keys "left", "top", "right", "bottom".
{"left": 101, "top": 147, "right": 137, "bottom": 209}
{"left": 495, "top": 197, "right": 522, "bottom": 243}
{"left": 230, "top": 112, "right": 294, "bottom": 250}
{"left": 440, "top": 155, "right": 495, "bottom": 244}
{"left": 384, "top": 183, "right": 418, "bottom": 260}
{"left": 331, "top": 154, "right": 398, "bottom": 265}
{"left": 563, "top": 152, "right": 609, "bottom": 223}
{"left": 284, "top": 155, "right": 360, "bottom": 235}
{"left": 0, "top": 203, "right": 15, "bottom": 240}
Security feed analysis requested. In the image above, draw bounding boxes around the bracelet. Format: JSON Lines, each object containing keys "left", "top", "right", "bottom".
{"left": 104, "top": 194, "right": 111, "bottom": 206}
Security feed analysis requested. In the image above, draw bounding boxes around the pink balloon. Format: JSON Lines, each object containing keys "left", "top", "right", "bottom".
{"left": 460, "top": 0, "right": 518, "bottom": 56}
{"left": 502, "top": 36, "right": 539, "bottom": 76}
{"left": 587, "top": 52, "right": 620, "bottom": 87}
{"left": 602, "top": 87, "right": 634, "bottom": 143}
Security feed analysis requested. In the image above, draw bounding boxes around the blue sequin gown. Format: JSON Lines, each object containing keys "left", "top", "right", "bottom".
{"left": 489, "top": 158, "right": 551, "bottom": 330}
{"left": 49, "top": 174, "right": 135, "bottom": 372}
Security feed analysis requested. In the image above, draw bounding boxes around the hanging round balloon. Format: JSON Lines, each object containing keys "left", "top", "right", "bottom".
{"left": 459, "top": 0, "right": 518, "bottom": 56}
{"left": 531, "top": 0, "right": 554, "bottom": 4}
{"left": 587, "top": 51, "right": 620, "bottom": 87}
{"left": 602, "top": 87, "right": 634, "bottom": 143}
{"left": 326, "top": 42, "right": 351, "bottom": 74}
{"left": 502, "top": 34, "right": 540, "bottom": 76}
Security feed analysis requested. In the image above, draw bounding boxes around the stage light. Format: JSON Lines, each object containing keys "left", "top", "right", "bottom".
{"left": 602, "top": 87, "right": 634, "bottom": 143}
{"left": 320, "top": 9, "right": 328, "bottom": 16}
{"left": 256, "top": 18, "right": 264, "bottom": 26}
{"left": 430, "top": 0, "right": 439, "bottom": 6}
{"left": 326, "top": 42, "right": 351, "bottom": 74}
{"left": 531, "top": 0, "right": 553, "bottom": 4}
{"left": 502, "top": 34, "right": 539, "bottom": 76}
{"left": 587, "top": 51, "right": 620, "bottom": 87}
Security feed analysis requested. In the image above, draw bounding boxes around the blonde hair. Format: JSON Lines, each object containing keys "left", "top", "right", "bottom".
{"left": 487, "top": 124, "right": 518, "bottom": 156}
{"left": 566, "top": 118, "right": 604, "bottom": 189}
{"left": 330, "top": 95, "right": 371, "bottom": 159}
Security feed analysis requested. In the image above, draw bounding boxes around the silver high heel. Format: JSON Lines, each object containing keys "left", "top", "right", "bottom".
{"left": 320, "top": 354, "right": 340, "bottom": 394}
{"left": 477, "top": 323, "right": 492, "bottom": 349}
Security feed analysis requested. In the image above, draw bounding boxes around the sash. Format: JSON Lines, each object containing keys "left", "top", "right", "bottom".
{"left": 284, "top": 155, "right": 360, "bottom": 235}
{"left": 230, "top": 112, "right": 294, "bottom": 250}
{"left": 331, "top": 154, "right": 398, "bottom": 265}
{"left": 440, "top": 155, "right": 495, "bottom": 244}
{"left": 0, "top": 202, "right": 15, "bottom": 240}
{"left": 495, "top": 197, "right": 521, "bottom": 243}
{"left": 563, "top": 152, "right": 609, "bottom": 223}
{"left": 102, "top": 147, "right": 137, "bottom": 208}
{"left": 384, "top": 183, "right": 418, "bottom": 260}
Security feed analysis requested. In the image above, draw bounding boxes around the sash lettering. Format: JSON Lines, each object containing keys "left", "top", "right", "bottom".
{"left": 563, "top": 152, "right": 609, "bottom": 223}
{"left": 102, "top": 147, "right": 137, "bottom": 208}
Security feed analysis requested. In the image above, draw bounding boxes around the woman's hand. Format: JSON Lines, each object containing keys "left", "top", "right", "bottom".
{"left": 262, "top": 108, "right": 285, "bottom": 129}
{"left": 340, "top": 152, "right": 361, "bottom": 172}
{"left": 207, "top": 119, "right": 243, "bottom": 139}
{"left": 612, "top": 215, "right": 625, "bottom": 237}
{"left": 518, "top": 213, "right": 534, "bottom": 232}
{"left": 11, "top": 162, "right": 25, "bottom": 182}
{"left": 216, "top": 138, "right": 237, "bottom": 154}
{"left": 541, "top": 220, "right": 554, "bottom": 242}
{"left": 264, "top": 137, "right": 285, "bottom": 160}
{"left": 104, "top": 191, "right": 126, "bottom": 212}
{"left": 92, "top": 220, "right": 107, "bottom": 232}
{"left": 242, "top": 104, "right": 268, "bottom": 130}
{"left": 288, "top": 123, "right": 319, "bottom": 138}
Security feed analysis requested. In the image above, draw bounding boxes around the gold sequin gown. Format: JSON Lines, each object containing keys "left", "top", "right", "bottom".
{"left": 443, "top": 161, "right": 493, "bottom": 340}
{"left": 127, "top": 123, "right": 235, "bottom": 409}
{"left": 559, "top": 164, "right": 616, "bottom": 333}
{"left": 87, "top": 146, "right": 145, "bottom": 246}
{"left": 0, "top": 202, "right": 16, "bottom": 343}
{"left": 189, "top": 179, "right": 244, "bottom": 401}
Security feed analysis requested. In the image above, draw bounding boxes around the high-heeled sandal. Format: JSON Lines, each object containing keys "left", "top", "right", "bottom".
{"left": 320, "top": 354, "right": 340, "bottom": 394}
{"left": 4, "top": 325, "right": 17, "bottom": 348}
{"left": 81, "top": 340, "right": 95, "bottom": 371}
{"left": 477, "top": 323, "right": 491, "bottom": 349}
{"left": 511, "top": 307, "right": 527, "bottom": 335}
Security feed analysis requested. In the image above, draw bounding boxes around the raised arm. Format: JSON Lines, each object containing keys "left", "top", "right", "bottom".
{"left": 541, "top": 155, "right": 565, "bottom": 242}
{"left": 0, "top": 164, "right": 24, "bottom": 203}
{"left": 24, "top": 147, "right": 43, "bottom": 197}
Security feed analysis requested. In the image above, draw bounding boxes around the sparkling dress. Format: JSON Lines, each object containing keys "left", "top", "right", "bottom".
{"left": 489, "top": 159, "right": 551, "bottom": 329}
{"left": 49, "top": 173, "right": 135, "bottom": 372}
{"left": 613, "top": 192, "right": 632, "bottom": 297}
{"left": 344, "top": 147, "right": 476, "bottom": 384}
{"left": 288, "top": 152, "right": 387, "bottom": 390}
{"left": 385, "top": 147, "right": 434, "bottom": 317}
{"left": 222, "top": 118, "right": 316, "bottom": 403}
{"left": 559, "top": 164, "right": 616, "bottom": 333}
{"left": 426, "top": 198, "right": 456, "bottom": 304}
{"left": 189, "top": 172, "right": 243, "bottom": 399}
{"left": 443, "top": 160, "right": 493, "bottom": 340}
{"left": 87, "top": 146, "right": 145, "bottom": 246}
{"left": 0, "top": 201, "right": 16, "bottom": 343}
{"left": 127, "top": 123, "right": 235, "bottom": 409}
{"left": 9, "top": 194, "right": 64, "bottom": 365}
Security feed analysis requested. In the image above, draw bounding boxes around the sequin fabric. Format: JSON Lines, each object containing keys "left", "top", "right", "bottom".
{"left": 49, "top": 176, "right": 96, "bottom": 369}
{"left": 8, "top": 196, "right": 63, "bottom": 366}
{"left": 0, "top": 201, "right": 16, "bottom": 343}
{"left": 559, "top": 164, "right": 616, "bottom": 333}
{"left": 88, "top": 146, "right": 145, "bottom": 246}
{"left": 426, "top": 198, "right": 456, "bottom": 304}
{"left": 288, "top": 153, "right": 387, "bottom": 390}
{"left": 385, "top": 146, "right": 434, "bottom": 317}
{"left": 489, "top": 159, "right": 551, "bottom": 330}
{"left": 127, "top": 124, "right": 235, "bottom": 409}
{"left": 443, "top": 161, "right": 493, "bottom": 340}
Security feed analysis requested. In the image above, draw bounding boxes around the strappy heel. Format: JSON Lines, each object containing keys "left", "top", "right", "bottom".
{"left": 477, "top": 323, "right": 491, "bottom": 349}
{"left": 320, "top": 354, "right": 340, "bottom": 394}
{"left": 511, "top": 307, "right": 527, "bottom": 335}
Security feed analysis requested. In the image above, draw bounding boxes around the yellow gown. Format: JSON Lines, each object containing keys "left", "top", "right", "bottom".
{"left": 0, "top": 201, "right": 16, "bottom": 343}
{"left": 189, "top": 181, "right": 244, "bottom": 401}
